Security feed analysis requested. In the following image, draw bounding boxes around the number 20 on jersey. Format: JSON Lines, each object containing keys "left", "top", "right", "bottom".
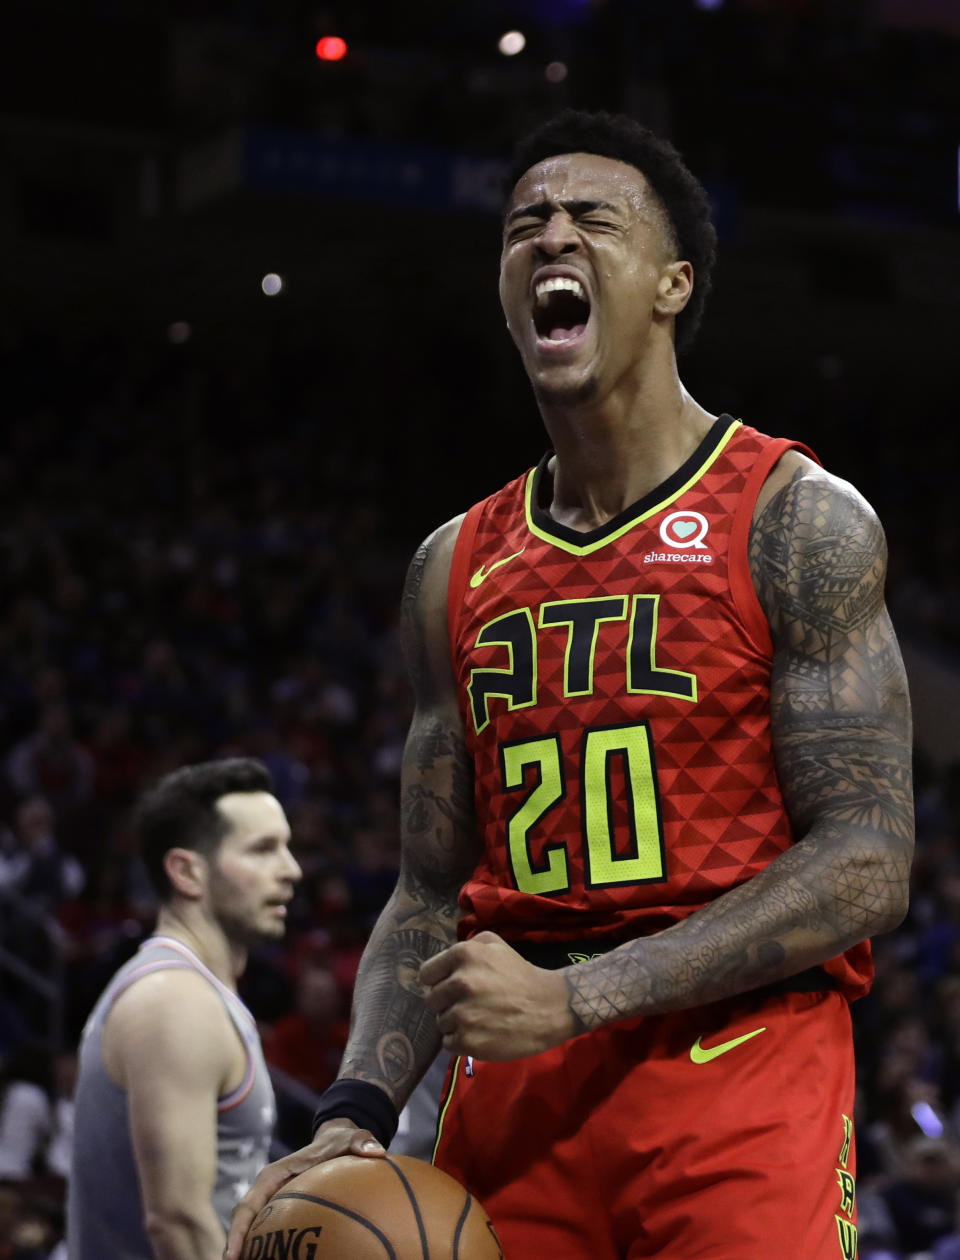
{"left": 467, "top": 593, "right": 698, "bottom": 896}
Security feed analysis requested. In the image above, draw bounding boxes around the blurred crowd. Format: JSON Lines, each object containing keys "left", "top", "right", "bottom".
{"left": 0, "top": 307, "right": 958, "bottom": 1260}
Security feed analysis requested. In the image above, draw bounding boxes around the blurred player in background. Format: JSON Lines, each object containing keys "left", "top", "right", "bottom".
{"left": 228, "top": 110, "right": 913, "bottom": 1258}
{"left": 68, "top": 758, "right": 300, "bottom": 1260}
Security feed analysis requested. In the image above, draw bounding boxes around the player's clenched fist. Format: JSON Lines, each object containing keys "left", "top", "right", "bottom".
{"left": 420, "top": 931, "right": 577, "bottom": 1059}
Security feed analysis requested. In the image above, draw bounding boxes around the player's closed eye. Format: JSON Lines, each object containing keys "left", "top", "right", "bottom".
{"left": 505, "top": 221, "right": 541, "bottom": 241}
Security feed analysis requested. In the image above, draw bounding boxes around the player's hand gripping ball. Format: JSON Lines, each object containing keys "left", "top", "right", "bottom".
{"left": 240, "top": 1154, "right": 505, "bottom": 1259}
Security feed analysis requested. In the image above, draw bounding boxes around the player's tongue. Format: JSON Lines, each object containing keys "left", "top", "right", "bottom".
{"left": 547, "top": 319, "right": 587, "bottom": 342}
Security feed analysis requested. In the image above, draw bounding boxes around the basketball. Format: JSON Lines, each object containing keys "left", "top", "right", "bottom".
{"left": 240, "top": 1155, "right": 505, "bottom": 1259}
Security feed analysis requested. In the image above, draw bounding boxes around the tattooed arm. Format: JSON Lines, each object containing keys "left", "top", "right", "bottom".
{"left": 338, "top": 517, "right": 479, "bottom": 1103}
{"left": 559, "top": 453, "right": 914, "bottom": 1031}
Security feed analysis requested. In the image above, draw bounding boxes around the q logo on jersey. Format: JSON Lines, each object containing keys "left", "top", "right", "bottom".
{"left": 659, "top": 511, "right": 709, "bottom": 550}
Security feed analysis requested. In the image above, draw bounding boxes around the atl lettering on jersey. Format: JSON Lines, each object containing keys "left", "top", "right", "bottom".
{"left": 446, "top": 417, "right": 871, "bottom": 999}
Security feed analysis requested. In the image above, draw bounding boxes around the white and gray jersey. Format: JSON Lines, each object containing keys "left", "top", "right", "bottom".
{"left": 67, "top": 935, "right": 275, "bottom": 1259}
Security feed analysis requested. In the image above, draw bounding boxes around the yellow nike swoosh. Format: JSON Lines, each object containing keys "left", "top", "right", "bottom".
{"left": 689, "top": 1026, "right": 766, "bottom": 1064}
{"left": 469, "top": 547, "right": 527, "bottom": 589}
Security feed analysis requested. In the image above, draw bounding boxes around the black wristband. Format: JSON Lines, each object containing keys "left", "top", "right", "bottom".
{"left": 312, "top": 1079, "right": 399, "bottom": 1148}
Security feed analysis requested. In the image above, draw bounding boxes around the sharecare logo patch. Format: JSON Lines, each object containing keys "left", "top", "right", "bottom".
{"left": 646, "top": 510, "right": 713, "bottom": 563}
{"left": 659, "top": 510, "right": 709, "bottom": 550}
{"left": 643, "top": 550, "right": 713, "bottom": 564}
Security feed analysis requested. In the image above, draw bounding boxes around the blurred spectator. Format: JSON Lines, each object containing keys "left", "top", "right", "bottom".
{"left": 865, "top": 1075, "right": 949, "bottom": 1181}
{"left": 7, "top": 707, "right": 92, "bottom": 817}
{"left": 86, "top": 707, "right": 147, "bottom": 806}
{"left": 883, "top": 1136, "right": 960, "bottom": 1254}
{"left": 0, "top": 1049, "right": 51, "bottom": 1182}
{"left": 0, "top": 800, "right": 84, "bottom": 916}
{"left": 263, "top": 965, "right": 348, "bottom": 1095}
{"left": 0, "top": 1180, "right": 58, "bottom": 1260}
{"left": 0, "top": 1185, "right": 63, "bottom": 1260}
{"left": 0, "top": 1042, "right": 75, "bottom": 1206}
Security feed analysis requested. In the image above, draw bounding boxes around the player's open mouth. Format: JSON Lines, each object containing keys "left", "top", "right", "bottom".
{"left": 532, "top": 276, "right": 591, "bottom": 348}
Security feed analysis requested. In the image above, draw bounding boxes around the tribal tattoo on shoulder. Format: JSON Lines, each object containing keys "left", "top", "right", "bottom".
{"left": 565, "top": 467, "right": 914, "bottom": 1031}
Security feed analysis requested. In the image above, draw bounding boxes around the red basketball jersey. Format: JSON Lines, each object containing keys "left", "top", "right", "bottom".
{"left": 446, "top": 416, "right": 872, "bottom": 1000}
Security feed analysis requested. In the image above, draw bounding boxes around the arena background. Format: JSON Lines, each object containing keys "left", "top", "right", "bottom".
{"left": 1, "top": 2, "right": 959, "bottom": 1256}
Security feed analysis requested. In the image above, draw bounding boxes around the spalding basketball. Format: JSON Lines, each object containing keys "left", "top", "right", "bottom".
{"left": 241, "top": 1155, "right": 505, "bottom": 1259}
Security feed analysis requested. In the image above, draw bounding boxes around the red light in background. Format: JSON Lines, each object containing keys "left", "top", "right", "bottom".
{"left": 315, "top": 36, "right": 347, "bottom": 61}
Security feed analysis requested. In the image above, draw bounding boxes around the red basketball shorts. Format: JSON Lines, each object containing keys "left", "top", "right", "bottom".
{"left": 432, "top": 988, "right": 858, "bottom": 1259}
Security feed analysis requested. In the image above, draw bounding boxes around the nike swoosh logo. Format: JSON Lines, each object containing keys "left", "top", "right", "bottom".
{"left": 690, "top": 1026, "right": 766, "bottom": 1064}
{"left": 469, "top": 547, "right": 527, "bottom": 588}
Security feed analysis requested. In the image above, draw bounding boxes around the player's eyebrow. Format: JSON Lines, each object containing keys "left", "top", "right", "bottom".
{"left": 505, "top": 198, "right": 620, "bottom": 225}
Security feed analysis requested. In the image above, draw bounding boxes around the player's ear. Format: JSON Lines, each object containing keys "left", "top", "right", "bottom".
{"left": 163, "top": 846, "right": 208, "bottom": 899}
{"left": 654, "top": 260, "right": 693, "bottom": 317}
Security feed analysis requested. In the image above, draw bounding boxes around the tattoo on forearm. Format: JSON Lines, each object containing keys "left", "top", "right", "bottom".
{"left": 565, "top": 823, "right": 913, "bottom": 1029}
{"left": 341, "top": 927, "right": 449, "bottom": 1103}
{"left": 401, "top": 712, "right": 475, "bottom": 853}
{"left": 342, "top": 526, "right": 477, "bottom": 1103}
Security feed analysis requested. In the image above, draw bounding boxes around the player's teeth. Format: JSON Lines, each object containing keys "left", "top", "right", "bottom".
{"left": 535, "top": 277, "right": 586, "bottom": 305}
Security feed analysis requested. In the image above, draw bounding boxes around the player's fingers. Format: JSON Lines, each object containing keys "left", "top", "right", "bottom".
{"left": 224, "top": 1151, "right": 314, "bottom": 1258}
{"left": 346, "top": 1127, "right": 389, "bottom": 1157}
{"left": 224, "top": 1164, "right": 288, "bottom": 1258}
{"left": 472, "top": 930, "right": 504, "bottom": 947}
{"left": 435, "top": 1007, "right": 457, "bottom": 1036}
{"left": 423, "top": 977, "right": 452, "bottom": 1014}
{"left": 419, "top": 944, "right": 457, "bottom": 986}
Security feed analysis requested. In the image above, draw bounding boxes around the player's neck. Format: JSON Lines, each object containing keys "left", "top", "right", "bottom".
{"left": 152, "top": 905, "right": 247, "bottom": 990}
{"left": 539, "top": 370, "right": 715, "bottom": 532}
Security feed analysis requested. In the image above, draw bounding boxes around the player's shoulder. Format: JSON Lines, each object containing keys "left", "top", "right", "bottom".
{"left": 402, "top": 513, "right": 465, "bottom": 612}
{"left": 106, "top": 964, "right": 230, "bottom": 1041}
{"left": 749, "top": 447, "right": 887, "bottom": 629}
{"left": 103, "top": 965, "right": 237, "bottom": 1083}
{"left": 753, "top": 447, "right": 883, "bottom": 546}
{"left": 422, "top": 512, "right": 467, "bottom": 565}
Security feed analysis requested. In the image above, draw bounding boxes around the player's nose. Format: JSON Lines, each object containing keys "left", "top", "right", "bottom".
{"left": 535, "top": 212, "right": 579, "bottom": 258}
{"left": 282, "top": 847, "right": 303, "bottom": 882}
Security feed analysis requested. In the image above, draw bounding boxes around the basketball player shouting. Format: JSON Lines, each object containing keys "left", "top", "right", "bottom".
{"left": 227, "top": 111, "right": 913, "bottom": 1258}
{"left": 68, "top": 759, "right": 301, "bottom": 1260}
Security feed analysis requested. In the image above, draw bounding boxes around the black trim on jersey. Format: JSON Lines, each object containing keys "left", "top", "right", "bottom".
{"left": 530, "top": 413, "right": 734, "bottom": 547}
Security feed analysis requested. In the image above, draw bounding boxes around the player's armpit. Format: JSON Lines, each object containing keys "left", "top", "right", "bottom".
{"left": 105, "top": 970, "right": 235, "bottom": 1260}
{"left": 562, "top": 467, "right": 913, "bottom": 1031}
{"left": 337, "top": 516, "right": 482, "bottom": 1107}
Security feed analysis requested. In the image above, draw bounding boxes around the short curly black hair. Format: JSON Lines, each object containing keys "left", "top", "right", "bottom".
{"left": 507, "top": 110, "right": 717, "bottom": 354}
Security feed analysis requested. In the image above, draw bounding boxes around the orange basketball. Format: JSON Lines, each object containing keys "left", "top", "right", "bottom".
{"left": 241, "top": 1154, "right": 505, "bottom": 1259}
